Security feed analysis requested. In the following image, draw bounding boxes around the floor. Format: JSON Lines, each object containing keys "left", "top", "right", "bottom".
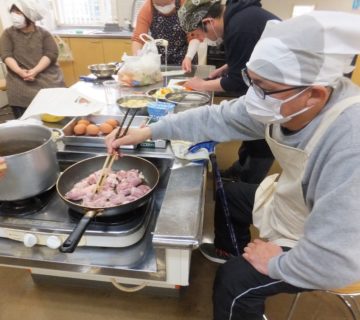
{"left": 0, "top": 106, "right": 359, "bottom": 319}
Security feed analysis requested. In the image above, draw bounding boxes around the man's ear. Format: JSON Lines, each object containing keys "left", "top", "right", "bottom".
{"left": 307, "top": 86, "right": 330, "bottom": 108}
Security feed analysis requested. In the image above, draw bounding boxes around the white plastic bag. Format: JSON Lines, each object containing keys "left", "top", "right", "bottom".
{"left": 54, "top": 35, "right": 73, "bottom": 62}
{"left": 117, "top": 34, "right": 163, "bottom": 87}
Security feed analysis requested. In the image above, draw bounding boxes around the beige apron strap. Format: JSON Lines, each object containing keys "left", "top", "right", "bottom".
{"left": 305, "top": 96, "right": 360, "bottom": 153}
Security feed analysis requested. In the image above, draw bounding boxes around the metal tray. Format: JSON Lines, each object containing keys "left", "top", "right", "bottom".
{"left": 62, "top": 115, "right": 149, "bottom": 149}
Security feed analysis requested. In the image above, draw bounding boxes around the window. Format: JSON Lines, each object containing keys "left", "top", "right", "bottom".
{"left": 292, "top": 5, "right": 315, "bottom": 17}
{"left": 52, "top": 0, "right": 117, "bottom": 26}
{"left": 131, "top": 0, "right": 145, "bottom": 28}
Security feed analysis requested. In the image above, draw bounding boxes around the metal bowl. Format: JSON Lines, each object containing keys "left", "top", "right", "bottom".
{"left": 116, "top": 94, "right": 155, "bottom": 116}
{"left": 88, "top": 63, "right": 117, "bottom": 79}
{"left": 146, "top": 87, "right": 183, "bottom": 101}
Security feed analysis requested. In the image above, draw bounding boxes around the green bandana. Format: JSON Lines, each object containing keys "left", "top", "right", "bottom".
{"left": 178, "top": 0, "right": 221, "bottom": 32}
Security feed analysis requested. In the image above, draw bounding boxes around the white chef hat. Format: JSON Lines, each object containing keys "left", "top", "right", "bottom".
{"left": 247, "top": 11, "right": 360, "bottom": 86}
{"left": 8, "top": 0, "right": 45, "bottom": 22}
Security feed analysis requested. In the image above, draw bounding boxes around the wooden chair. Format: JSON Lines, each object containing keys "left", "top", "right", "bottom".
{"left": 287, "top": 282, "right": 360, "bottom": 320}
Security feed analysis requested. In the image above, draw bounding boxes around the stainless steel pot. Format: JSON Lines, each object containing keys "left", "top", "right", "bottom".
{"left": 0, "top": 124, "right": 60, "bottom": 201}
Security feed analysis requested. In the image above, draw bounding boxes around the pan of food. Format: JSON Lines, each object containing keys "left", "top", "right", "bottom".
{"left": 57, "top": 155, "right": 159, "bottom": 253}
{"left": 116, "top": 94, "right": 155, "bottom": 115}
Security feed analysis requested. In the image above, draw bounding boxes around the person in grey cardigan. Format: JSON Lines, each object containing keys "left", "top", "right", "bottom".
{"left": 106, "top": 12, "right": 360, "bottom": 320}
{"left": 0, "top": 1, "right": 65, "bottom": 119}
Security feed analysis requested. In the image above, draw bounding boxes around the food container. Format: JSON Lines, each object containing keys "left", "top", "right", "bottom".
{"left": 116, "top": 94, "right": 155, "bottom": 116}
{"left": 147, "top": 101, "right": 175, "bottom": 121}
{"left": 62, "top": 115, "right": 149, "bottom": 148}
{"left": 88, "top": 63, "right": 117, "bottom": 79}
{"left": 0, "top": 124, "right": 60, "bottom": 201}
{"left": 165, "top": 91, "right": 211, "bottom": 112}
{"left": 146, "top": 87, "right": 181, "bottom": 101}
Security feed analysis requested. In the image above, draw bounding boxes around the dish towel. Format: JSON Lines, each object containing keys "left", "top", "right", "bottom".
{"left": 170, "top": 140, "right": 210, "bottom": 161}
{"left": 170, "top": 140, "right": 218, "bottom": 172}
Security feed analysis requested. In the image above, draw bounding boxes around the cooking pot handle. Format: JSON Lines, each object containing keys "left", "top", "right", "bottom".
{"left": 51, "top": 128, "right": 64, "bottom": 141}
{"left": 111, "top": 278, "right": 148, "bottom": 292}
{"left": 59, "top": 210, "right": 97, "bottom": 253}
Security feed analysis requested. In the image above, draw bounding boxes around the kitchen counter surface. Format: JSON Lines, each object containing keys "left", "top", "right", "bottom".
{"left": 53, "top": 28, "right": 132, "bottom": 39}
{"left": 65, "top": 64, "right": 215, "bottom": 249}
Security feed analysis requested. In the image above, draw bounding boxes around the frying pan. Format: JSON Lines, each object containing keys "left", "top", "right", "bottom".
{"left": 57, "top": 155, "right": 159, "bottom": 253}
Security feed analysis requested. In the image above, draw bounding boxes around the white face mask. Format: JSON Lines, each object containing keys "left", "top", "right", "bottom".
{"left": 206, "top": 37, "right": 223, "bottom": 46}
{"left": 11, "top": 12, "right": 26, "bottom": 29}
{"left": 153, "top": 2, "right": 176, "bottom": 15}
{"left": 245, "top": 86, "right": 311, "bottom": 124}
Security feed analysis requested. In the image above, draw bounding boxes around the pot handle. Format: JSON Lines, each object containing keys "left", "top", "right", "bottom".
{"left": 59, "top": 210, "right": 97, "bottom": 253}
{"left": 111, "top": 278, "right": 148, "bottom": 292}
{"left": 51, "top": 128, "right": 64, "bottom": 142}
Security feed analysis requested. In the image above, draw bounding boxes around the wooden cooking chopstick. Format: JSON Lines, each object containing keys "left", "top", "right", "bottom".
{"left": 94, "top": 108, "right": 138, "bottom": 193}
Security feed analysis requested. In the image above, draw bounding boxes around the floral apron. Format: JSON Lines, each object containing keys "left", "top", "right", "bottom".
{"left": 150, "top": 0, "right": 188, "bottom": 65}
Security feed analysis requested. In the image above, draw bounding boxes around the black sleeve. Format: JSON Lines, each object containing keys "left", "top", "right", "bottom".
{"left": 220, "top": 31, "right": 259, "bottom": 95}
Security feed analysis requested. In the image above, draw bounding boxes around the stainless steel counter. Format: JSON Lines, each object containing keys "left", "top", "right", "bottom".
{"left": 0, "top": 65, "right": 214, "bottom": 288}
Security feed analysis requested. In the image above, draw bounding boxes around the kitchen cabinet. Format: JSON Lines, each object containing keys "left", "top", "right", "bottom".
{"left": 103, "top": 38, "right": 132, "bottom": 62}
{"left": 69, "top": 38, "right": 104, "bottom": 80}
{"left": 352, "top": 56, "right": 360, "bottom": 86}
{"left": 57, "top": 37, "right": 132, "bottom": 87}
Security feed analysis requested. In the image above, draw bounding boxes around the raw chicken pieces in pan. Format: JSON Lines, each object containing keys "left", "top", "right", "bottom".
{"left": 65, "top": 169, "right": 151, "bottom": 208}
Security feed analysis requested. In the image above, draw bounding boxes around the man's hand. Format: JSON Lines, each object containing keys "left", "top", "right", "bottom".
{"left": 183, "top": 77, "right": 207, "bottom": 91}
{"left": 243, "top": 239, "right": 283, "bottom": 275}
{"left": 208, "top": 64, "right": 228, "bottom": 79}
{"left": 105, "top": 127, "right": 152, "bottom": 155}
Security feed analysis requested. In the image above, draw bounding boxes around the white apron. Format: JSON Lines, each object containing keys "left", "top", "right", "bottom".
{"left": 252, "top": 96, "right": 360, "bottom": 247}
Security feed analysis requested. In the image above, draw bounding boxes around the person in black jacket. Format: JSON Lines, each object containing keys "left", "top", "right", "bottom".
{"left": 178, "top": 0, "right": 279, "bottom": 262}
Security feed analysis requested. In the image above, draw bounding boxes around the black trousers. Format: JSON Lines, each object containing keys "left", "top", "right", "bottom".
{"left": 235, "top": 140, "right": 274, "bottom": 184}
{"left": 213, "top": 255, "right": 310, "bottom": 320}
{"left": 214, "top": 180, "right": 257, "bottom": 255}
{"left": 212, "top": 181, "right": 310, "bottom": 319}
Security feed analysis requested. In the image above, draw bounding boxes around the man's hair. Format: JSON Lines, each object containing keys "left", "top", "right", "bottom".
{"left": 197, "top": 3, "right": 224, "bottom": 30}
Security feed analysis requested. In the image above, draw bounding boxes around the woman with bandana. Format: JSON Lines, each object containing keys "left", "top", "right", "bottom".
{"left": 106, "top": 11, "right": 360, "bottom": 319}
{"left": 0, "top": 0, "right": 65, "bottom": 119}
{"left": 132, "top": 0, "right": 200, "bottom": 72}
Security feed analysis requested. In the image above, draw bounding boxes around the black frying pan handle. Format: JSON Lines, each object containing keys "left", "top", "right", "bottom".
{"left": 59, "top": 211, "right": 97, "bottom": 253}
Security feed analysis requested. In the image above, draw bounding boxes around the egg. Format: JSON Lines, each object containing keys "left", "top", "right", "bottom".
{"left": 99, "top": 122, "right": 113, "bottom": 135}
{"left": 73, "top": 123, "right": 87, "bottom": 135}
{"left": 77, "top": 119, "right": 90, "bottom": 126}
{"left": 105, "top": 118, "right": 119, "bottom": 128}
{"left": 86, "top": 124, "right": 100, "bottom": 136}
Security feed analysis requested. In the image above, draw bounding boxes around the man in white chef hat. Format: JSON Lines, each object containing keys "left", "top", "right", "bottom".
{"left": 106, "top": 11, "right": 360, "bottom": 319}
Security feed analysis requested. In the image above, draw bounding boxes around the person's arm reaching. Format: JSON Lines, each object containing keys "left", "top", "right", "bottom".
{"left": 182, "top": 39, "right": 200, "bottom": 73}
{"left": 131, "top": 0, "right": 152, "bottom": 55}
{"left": 105, "top": 127, "right": 153, "bottom": 155}
{"left": 184, "top": 76, "right": 224, "bottom": 92}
